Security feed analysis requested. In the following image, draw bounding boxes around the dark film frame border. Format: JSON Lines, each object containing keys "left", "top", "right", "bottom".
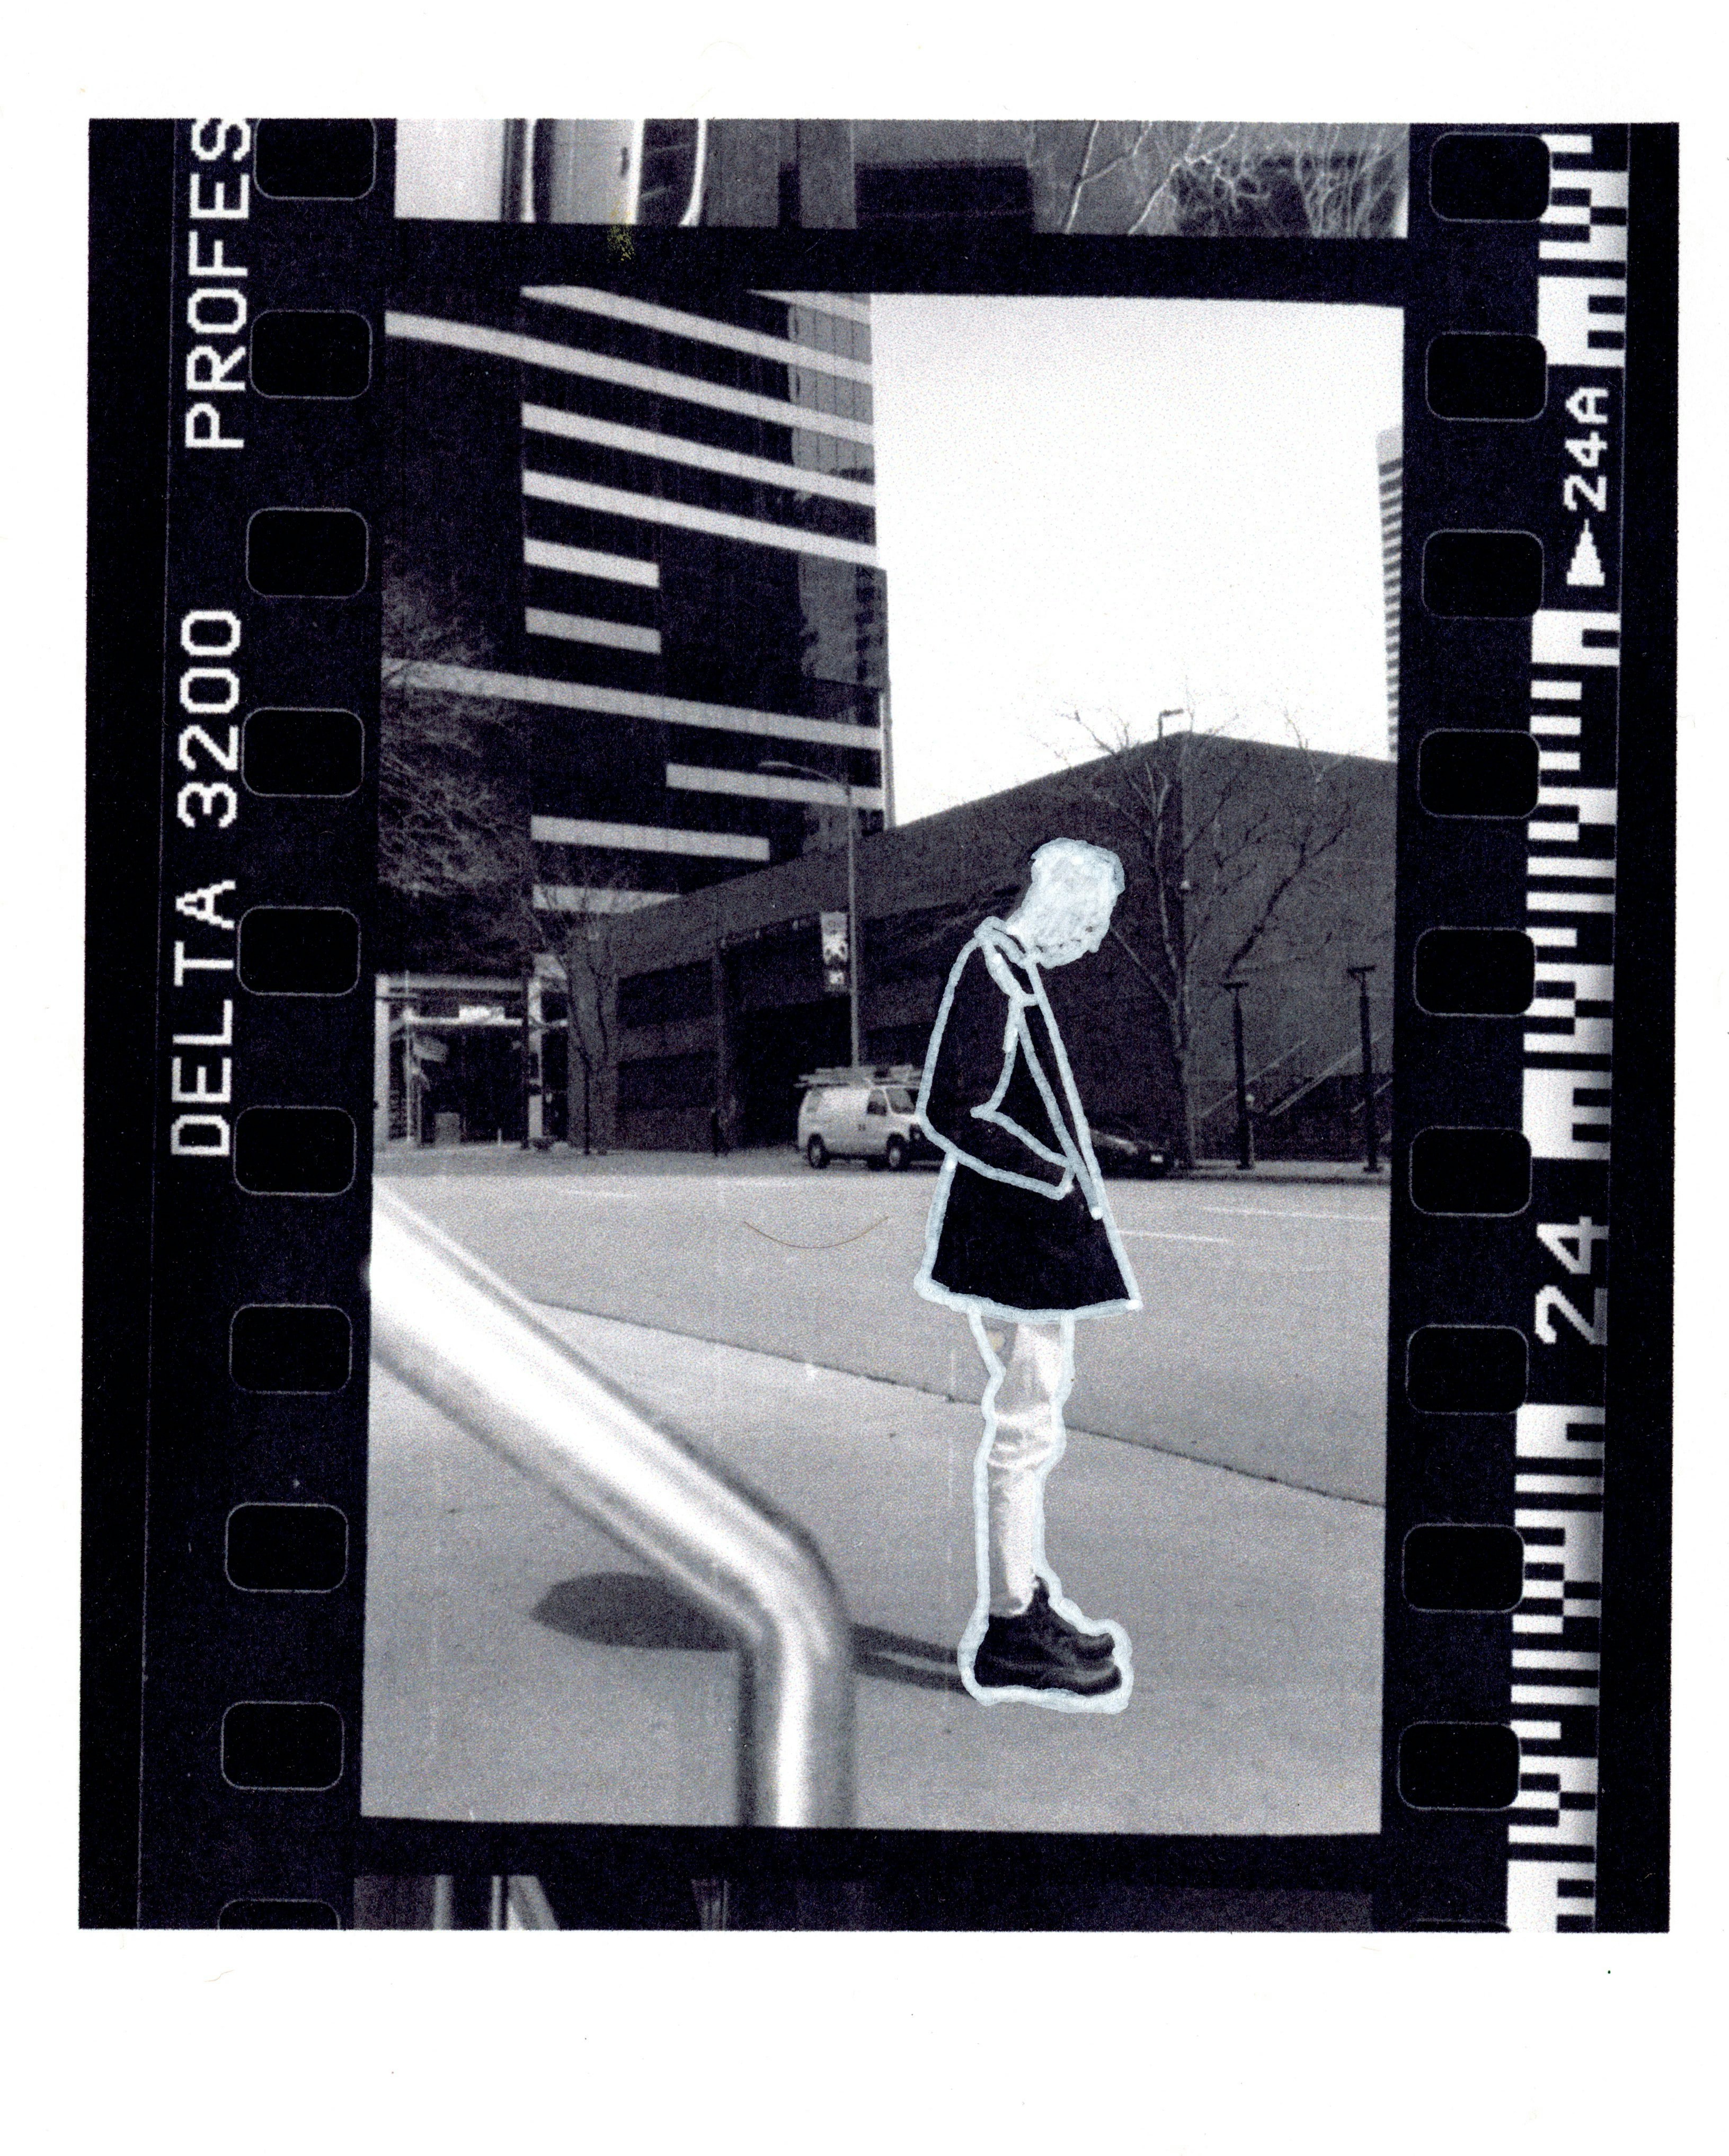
{"left": 84, "top": 121, "right": 1674, "bottom": 1930}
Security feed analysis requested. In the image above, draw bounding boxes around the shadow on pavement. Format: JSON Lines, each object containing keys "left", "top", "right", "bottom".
{"left": 852, "top": 1622, "right": 967, "bottom": 1694}
{"left": 532, "top": 1573, "right": 965, "bottom": 1693}
{"left": 533, "top": 1573, "right": 730, "bottom": 1652}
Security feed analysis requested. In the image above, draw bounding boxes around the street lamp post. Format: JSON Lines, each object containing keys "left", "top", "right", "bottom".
{"left": 519, "top": 959, "right": 535, "bottom": 1149}
{"left": 760, "top": 759, "right": 863, "bottom": 1071}
{"left": 1346, "top": 963, "right": 1380, "bottom": 1173}
{"left": 1223, "top": 979, "right": 1254, "bottom": 1171}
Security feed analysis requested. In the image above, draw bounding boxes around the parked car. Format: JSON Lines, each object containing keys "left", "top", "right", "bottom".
{"left": 799, "top": 1080, "right": 934, "bottom": 1172}
{"left": 1086, "top": 1114, "right": 1172, "bottom": 1179}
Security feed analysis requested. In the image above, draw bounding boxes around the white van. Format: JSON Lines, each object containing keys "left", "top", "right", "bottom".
{"left": 798, "top": 1079, "right": 929, "bottom": 1171}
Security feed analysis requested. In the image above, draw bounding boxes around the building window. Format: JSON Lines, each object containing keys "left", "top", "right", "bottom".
{"left": 617, "top": 1050, "right": 716, "bottom": 1112}
{"left": 619, "top": 961, "right": 712, "bottom": 1030}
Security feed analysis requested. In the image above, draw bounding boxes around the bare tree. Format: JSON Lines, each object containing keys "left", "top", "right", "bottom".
{"left": 380, "top": 557, "right": 525, "bottom": 924}
{"left": 1065, "top": 711, "right": 1360, "bottom": 1169}
{"left": 382, "top": 556, "right": 645, "bottom": 1150}
{"left": 536, "top": 860, "right": 652, "bottom": 1155}
{"left": 1021, "top": 121, "right": 1407, "bottom": 238}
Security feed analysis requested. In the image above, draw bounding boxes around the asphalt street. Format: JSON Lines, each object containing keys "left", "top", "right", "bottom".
{"left": 362, "top": 1154, "right": 1388, "bottom": 1837}
{"left": 376, "top": 1155, "right": 1390, "bottom": 1504}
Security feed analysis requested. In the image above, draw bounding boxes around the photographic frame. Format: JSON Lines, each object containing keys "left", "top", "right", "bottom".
{"left": 83, "top": 116, "right": 1675, "bottom": 1934}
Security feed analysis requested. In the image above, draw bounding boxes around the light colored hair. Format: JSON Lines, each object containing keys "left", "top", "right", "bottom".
{"left": 1023, "top": 837, "right": 1125, "bottom": 913}
{"left": 1004, "top": 838, "right": 1127, "bottom": 961}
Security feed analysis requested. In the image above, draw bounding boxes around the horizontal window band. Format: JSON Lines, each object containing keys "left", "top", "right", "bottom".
{"left": 385, "top": 659, "right": 881, "bottom": 752}
{"left": 527, "top": 437, "right": 874, "bottom": 545}
{"left": 503, "top": 639, "right": 650, "bottom": 700}
{"left": 524, "top": 568, "right": 659, "bottom": 628}
{"left": 533, "top": 885, "right": 675, "bottom": 913}
{"left": 385, "top": 313, "right": 874, "bottom": 446}
{"left": 522, "top": 402, "right": 876, "bottom": 507}
{"left": 666, "top": 762, "right": 886, "bottom": 810}
{"left": 511, "top": 296, "right": 873, "bottom": 428}
{"left": 755, "top": 290, "right": 873, "bottom": 326}
{"left": 525, "top": 607, "right": 661, "bottom": 654}
{"left": 522, "top": 371, "right": 866, "bottom": 473}
{"left": 524, "top": 469, "right": 880, "bottom": 568}
{"left": 522, "top": 285, "right": 872, "bottom": 383}
{"left": 522, "top": 536, "right": 658, "bottom": 587}
{"left": 531, "top": 814, "right": 768, "bottom": 863}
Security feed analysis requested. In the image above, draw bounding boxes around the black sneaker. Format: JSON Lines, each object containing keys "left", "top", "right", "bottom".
{"left": 1022, "top": 1580, "right": 1117, "bottom": 1662}
{"left": 971, "top": 1601, "right": 1123, "bottom": 1697}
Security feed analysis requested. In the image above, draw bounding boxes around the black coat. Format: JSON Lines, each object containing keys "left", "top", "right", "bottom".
{"left": 914, "top": 923, "right": 1140, "bottom": 1321}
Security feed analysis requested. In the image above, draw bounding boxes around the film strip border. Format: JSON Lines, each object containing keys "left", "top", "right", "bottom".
{"left": 1386, "top": 127, "right": 1631, "bottom": 1931}
{"left": 1508, "top": 132, "right": 1627, "bottom": 1928}
{"left": 104, "top": 121, "right": 1667, "bottom": 1930}
{"left": 132, "top": 121, "right": 391, "bottom": 1925}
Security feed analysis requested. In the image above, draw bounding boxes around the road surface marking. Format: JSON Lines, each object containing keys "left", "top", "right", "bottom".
{"left": 1120, "top": 1228, "right": 1231, "bottom": 1244}
{"left": 1195, "top": 1204, "right": 1388, "bottom": 1225}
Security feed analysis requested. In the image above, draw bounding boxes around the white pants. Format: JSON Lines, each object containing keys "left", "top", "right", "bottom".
{"left": 969, "top": 1314, "right": 1074, "bottom": 1617}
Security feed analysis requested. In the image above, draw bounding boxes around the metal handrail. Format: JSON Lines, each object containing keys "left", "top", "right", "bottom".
{"left": 1257, "top": 1029, "right": 1390, "bottom": 1123}
{"left": 1194, "top": 1034, "right": 1318, "bottom": 1128}
{"left": 1195, "top": 1028, "right": 1391, "bottom": 1129}
{"left": 369, "top": 1184, "right": 856, "bottom": 1826}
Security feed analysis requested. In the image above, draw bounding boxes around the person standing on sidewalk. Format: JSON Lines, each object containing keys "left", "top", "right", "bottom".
{"left": 914, "top": 838, "right": 1140, "bottom": 1709}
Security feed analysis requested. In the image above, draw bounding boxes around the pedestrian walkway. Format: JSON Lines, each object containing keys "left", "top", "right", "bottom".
{"left": 362, "top": 1305, "right": 1382, "bottom": 1837}
{"left": 377, "top": 1142, "right": 1390, "bottom": 1191}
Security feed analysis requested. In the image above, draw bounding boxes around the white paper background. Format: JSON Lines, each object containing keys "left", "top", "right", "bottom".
{"left": 11, "top": 12, "right": 1723, "bottom": 2148}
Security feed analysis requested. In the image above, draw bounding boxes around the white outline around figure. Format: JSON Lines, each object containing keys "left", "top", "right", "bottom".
{"left": 912, "top": 838, "right": 1141, "bottom": 1712}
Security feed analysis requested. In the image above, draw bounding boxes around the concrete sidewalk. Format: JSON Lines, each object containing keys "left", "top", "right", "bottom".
{"left": 363, "top": 1306, "right": 1382, "bottom": 1837}
{"left": 379, "top": 1142, "right": 1389, "bottom": 1188}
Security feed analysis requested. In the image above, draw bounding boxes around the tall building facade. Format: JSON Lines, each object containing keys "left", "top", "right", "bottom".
{"left": 1377, "top": 424, "right": 1402, "bottom": 757}
{"left": 384, "top": 286, "right": 890, "bottom": 920}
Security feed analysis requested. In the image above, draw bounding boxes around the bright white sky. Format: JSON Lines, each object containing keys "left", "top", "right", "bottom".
{"left": 868, "top": 295, "right": 1404, "bottom": 825}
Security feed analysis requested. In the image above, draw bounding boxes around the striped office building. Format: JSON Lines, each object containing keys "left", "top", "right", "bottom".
{"left": 385, "top": 287, "right": 890, "bottom": 914}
